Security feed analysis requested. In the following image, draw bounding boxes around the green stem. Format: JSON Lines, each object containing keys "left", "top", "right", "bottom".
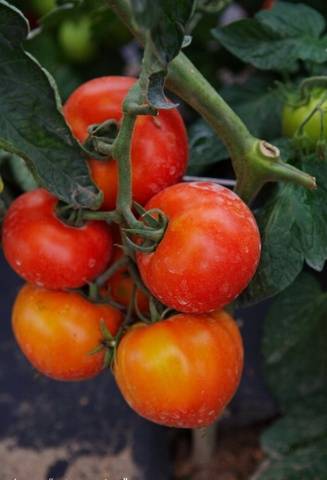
{"left": 167, "top": 54, "right": 254, "bottom": 165}
{"left": 299, "top": 76, "right": 327, "bottom": 100}
{"left": 82, "top": 209, "right": 121, "bottom": 223}
{"left": 107, "top": 0, "right": 316, "bottom": 203}
{"left": 112, "top": 112, "right": 137, "bottom": 214}
{"left": 88, "top": 282, "right": 99, "bottom": 302}
{"left": 109, "top": 63, "right": 168, "bottom": 244}
{"left": 96, "top": 256, "right": 129, "bottom": 287}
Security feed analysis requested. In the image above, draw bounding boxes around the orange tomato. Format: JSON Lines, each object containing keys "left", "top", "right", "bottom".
{"left": 102, "top": 233, "right": 149, "bottom": 314}
{"left": 12, "top": 284, "right": 123, "bottom": 381}
{"left": 107, "top": 269, "right": 149, "bottom": 314}
{"left": 114, "top": 310, "right": 243, "bottom": 428}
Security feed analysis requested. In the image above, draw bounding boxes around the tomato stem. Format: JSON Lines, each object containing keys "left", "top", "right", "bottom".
{"left": 95, "top": 255, "right": 129, "bottom": 287}
{"left": 299, "top": 76, "right": 327, "bottom": 102}
{"left": 108, "top": 0, "right": 317, "bottom": 204}
{"left": 107, "top": 52, "right": 168, "bottom": 246}
{"left": 88, "top": 282, "right": 99, "bottom": 302}
{"left": 81, "top": 209, "right": 121, "bottom": 223}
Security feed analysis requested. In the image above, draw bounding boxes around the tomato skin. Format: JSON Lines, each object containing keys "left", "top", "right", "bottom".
{"left": 13, "top": 284, "right": 123, "bottom": 381}
{"left": 114, "top": 310, "right": 243, "bottom": 428}
{"left": 107, "top": 270, "right": 149, "bottom": 313}
{"left": 64, "top": 76, "right": 188, "bottom": 210}
{"left": 261, "top": 0, "right": 275, "bottom": 9}
{"left": 136, "top": 182, "right": 261, "bottom": 314}
{"left": 2, "top": 189, "right": 113, "bottom": 289}
{"left": 282, "top": 90, "right": 327, "bottom": 148}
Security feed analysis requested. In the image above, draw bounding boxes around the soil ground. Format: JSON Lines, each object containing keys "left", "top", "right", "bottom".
{"left": 173, "top": 425, "right": 265, "bottom": 480}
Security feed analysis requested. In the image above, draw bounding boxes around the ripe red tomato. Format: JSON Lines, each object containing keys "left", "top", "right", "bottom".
{"left": 261, "top": 0, "right": 275, "bottom": 9}
{"left": 63, "top": 76, "right": 188, "bottom": 210}
{"left": 114, "top": 310, "right": 243, "bottom": 428}
{"left": 2, "top": 188, "right": 113, "bottom": 289}
{"left": 13, "top": 284, "right": 123, "bottom": 381}
{"left": 137, "top": 182, "right": 261, "bottom": 313}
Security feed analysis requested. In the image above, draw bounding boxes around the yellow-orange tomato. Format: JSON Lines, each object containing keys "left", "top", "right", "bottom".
{"left": 12, "top": 284, "right": 123, "bottom": 381}
{"left": 101, "top": 233, "right": 149, "bottom": 314}
{"left": 114, "top": 310, "right": 243, "bottom": 428}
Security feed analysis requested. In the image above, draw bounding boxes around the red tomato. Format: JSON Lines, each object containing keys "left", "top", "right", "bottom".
{"left": 13, "top": 284, "right": 123, "bottom": 381}
{"left": 136, "top": 182, "right": 261, "bottom": 313}
{"left": 2, "top": 189, "right": 113, "bottom": 289}
{"left": 106, "top": 269, "right": 149, "bottom": 314}
{"left": 261, "top": 0, "right": 275, "bottom": 9}
{"left": 63, "top": 76, "right": 188, "bottom": 210}
{"left": 114, "top": 310, "right": 243, "bottom": 428}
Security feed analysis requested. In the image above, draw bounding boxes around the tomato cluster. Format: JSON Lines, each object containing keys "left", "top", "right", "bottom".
{"left": 2, "top": 77, "right": 261, "bottom": 428}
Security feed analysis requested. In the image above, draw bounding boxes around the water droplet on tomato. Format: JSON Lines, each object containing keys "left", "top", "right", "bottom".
{"left": 88, "top": 258, "right": 96, "bottom": 268}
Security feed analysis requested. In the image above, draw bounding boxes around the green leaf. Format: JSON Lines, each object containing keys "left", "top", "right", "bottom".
{"left": 261, "top": 394, "right": 327, "bottom": 456}
{"left": 195, "top": 0, "right": 230, "bottom": 14}
{"left": 130, "top": 1, "right": 194, "bottom": 109}
{"left": 148, "top": 71, "right": 178, "bottom": 110}
{"left": 239, "top": 183, "right": 305, "bottom": 305}
{"left": 188, "top": 120, "right": 227, "bottom": 173}
{"left": 41, "top": 0, "right": 104, "bottom": 29}
{"left": 263, "top": 273, "right": 327, "bottom": 407}
{"left": 0, "top": 0, "right": 101, "bottom": 208}
{"left": 130, "top": 0, "right": 161, "bottom": 30}
{"left": 254, "top": 438, "right": 327, "bottom": 480}
{"left": 188, "top": 78, "right": 282, "bottom": 173}
{"left": 254, "top": 275, "right": 327, "bottom": 479}
{"left": 222, "top": 78, "right": 283, "bottom": 140}
{"left": 213, "top": 3, "right": 327, "bottom": 72}
{"left": 132, "top": 1, "right": 194, "bottom": 63}
{"left": 239, "top": 153, "right": 327, "bottom": 305}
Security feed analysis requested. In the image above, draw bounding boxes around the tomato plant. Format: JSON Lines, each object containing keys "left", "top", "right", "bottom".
{"left": 1, "top": 1, "right": 327, "bottom": 477}
{"left": 2, "top": 189, "right": 113, "bottom": 289}
{"left": 136, "top": 182, "right": 261, "bottom": 313}
{"left": 282, "top": 88, "right": 327, "bottom": 149}
{"left": 114, "top": 310, "right": 243, "bottom": 428}
{"left": 12, "top": 283, "right": 123, "bottom": 381}
{"left": 64, "top": 76, "right": 189, "bottom": 210}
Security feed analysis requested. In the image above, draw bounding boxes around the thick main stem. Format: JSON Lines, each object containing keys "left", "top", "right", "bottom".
{"left": 108, "top": 0, "right": 253, "bottom": 174}
{"left": 167, "top": 54, "right": 254, "bottom": 161}
{"left": 107, "top": 0, "right": 316, "bottom": 203}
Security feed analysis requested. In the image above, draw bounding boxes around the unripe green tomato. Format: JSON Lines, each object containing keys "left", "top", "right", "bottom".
{"left": 58, "top": 16, "right": 96, "bottom": 63}
{"left": 282, "top": 89, "right": 327, "bottom": 149}
{"left": 31, "top": 0, "right": 56, "bottom": 16}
